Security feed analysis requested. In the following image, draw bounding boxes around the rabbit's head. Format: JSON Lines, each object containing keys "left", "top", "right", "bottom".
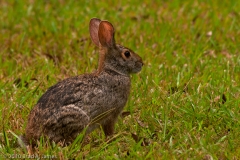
{"left": 89, "top": 18, "right": 143, "bottom": 76}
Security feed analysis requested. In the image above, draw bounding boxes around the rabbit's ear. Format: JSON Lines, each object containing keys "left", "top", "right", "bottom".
{"left": 98, "top": 21, "right": 115, "bottom": 47}
{"left": 89, "top": 18, "right": 101, "bottom": 46}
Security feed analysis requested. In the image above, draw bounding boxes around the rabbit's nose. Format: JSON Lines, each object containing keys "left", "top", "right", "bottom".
{"left": 137, "top": 61, "right": 143, "bottom": 68}
{"left": 139, "top": 59, "right": 144, "bottom": 66}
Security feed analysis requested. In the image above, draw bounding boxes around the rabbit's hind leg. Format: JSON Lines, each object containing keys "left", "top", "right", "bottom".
{"left": 45, "top": 104, "right": 90, "bottom": 144}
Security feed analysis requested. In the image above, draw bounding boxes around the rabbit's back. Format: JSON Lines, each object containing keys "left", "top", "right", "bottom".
{"left": 25, "top": 71, "right": 131, "bottom": 144}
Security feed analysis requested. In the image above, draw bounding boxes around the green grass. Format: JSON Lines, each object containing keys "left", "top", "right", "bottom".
{"left": 0, "top": 0, "right": 240, "bottom": 159}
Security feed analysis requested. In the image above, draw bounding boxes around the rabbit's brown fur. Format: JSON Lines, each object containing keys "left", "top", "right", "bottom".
{"left": 22, "top": 18, "right": 143, "bottom": 146}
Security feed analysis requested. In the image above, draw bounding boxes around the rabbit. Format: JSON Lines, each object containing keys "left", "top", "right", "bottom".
{"left": 21, "top": 18, "right": 143, "bottom": 147}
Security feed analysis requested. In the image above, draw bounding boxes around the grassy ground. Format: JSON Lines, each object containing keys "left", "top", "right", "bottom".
{"left": 0, "top": 0, "right": 240, "bottom": 159}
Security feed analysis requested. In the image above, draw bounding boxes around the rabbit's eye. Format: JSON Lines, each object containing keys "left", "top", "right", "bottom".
{"left": 124, "top": 51, "right": 131, "bottom": 58}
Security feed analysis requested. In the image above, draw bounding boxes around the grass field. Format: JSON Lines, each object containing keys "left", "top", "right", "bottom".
{"left": 0, "top": 0, "right": 240, "bottom": 159}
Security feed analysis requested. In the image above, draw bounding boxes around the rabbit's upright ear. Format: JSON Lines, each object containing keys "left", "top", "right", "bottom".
{"left": 98, "top": 21, "right": 115, "bottom": 48}
{"left": 89, "top": 18, "right": 101, "bottom": 46}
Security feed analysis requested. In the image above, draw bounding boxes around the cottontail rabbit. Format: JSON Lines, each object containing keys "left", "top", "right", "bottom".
{"left": 22, "top": 18, "right": 143, "bottom": 146}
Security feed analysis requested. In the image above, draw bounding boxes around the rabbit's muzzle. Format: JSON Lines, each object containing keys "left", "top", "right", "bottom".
{"left": 132, "top": 61, "right": 143, "bottom": 73}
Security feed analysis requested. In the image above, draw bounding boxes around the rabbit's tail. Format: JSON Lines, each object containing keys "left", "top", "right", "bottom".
{"left": 18, "top": 135, "right": 29, "bottom": 149}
